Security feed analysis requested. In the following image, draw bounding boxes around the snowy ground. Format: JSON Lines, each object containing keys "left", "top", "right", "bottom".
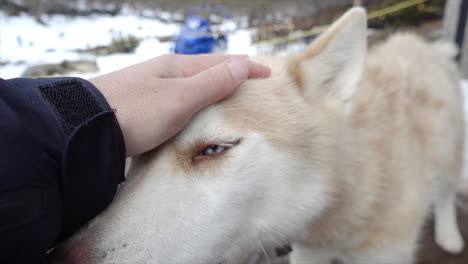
{"left": 0, "top": 12, "right": 467, "bottom": 180}
{"left": 0, "top": 11, "right": 254, "bottom": 78}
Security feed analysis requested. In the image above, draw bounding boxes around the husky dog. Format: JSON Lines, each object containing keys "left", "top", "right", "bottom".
{"left": 52, "top": 8, "right": 465, "bottom": 264}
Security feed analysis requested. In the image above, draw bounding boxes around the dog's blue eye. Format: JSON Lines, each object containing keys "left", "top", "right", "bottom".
{"left": 202, "top": 145, "right": 227, "bottom": 156}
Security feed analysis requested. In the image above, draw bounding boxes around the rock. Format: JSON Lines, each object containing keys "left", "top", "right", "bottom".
{"left": 62, "top": 60, "right": 99, "bottom": 74}
{"left": 22, "top": 60, "right": 98, "bottom": 77}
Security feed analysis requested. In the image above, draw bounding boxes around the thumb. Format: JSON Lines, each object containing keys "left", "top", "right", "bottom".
{"left": 176, "top": 58, "right": 249, "bottom": 112}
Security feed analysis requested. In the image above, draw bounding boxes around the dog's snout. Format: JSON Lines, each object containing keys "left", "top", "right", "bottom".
{"left": 48, "top": 243, "right": 95, "bottom": 264}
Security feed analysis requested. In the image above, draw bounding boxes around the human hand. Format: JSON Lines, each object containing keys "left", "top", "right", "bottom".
{"left": 89, "top": 54, "right": 271, "bottom": 157}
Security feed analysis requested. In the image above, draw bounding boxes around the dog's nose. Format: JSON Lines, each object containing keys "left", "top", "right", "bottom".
{"left": 48, "top": 243, "right": 94, "bottom": 264}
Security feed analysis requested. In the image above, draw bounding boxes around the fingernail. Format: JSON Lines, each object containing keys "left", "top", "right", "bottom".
{"left": 227, "top": 59, "right": 248, "bottom": 81}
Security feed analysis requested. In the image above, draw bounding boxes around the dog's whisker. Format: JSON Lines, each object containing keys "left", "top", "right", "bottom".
{"left": 261, "top": 226, "right": 289, "bottom": 254}
{"left": 256, "top": 237, "right": 271, "bottom": 264}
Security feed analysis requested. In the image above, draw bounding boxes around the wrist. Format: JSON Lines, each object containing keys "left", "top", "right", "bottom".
{"left": 89, "top": 75, "right": 132, "bottom": 155}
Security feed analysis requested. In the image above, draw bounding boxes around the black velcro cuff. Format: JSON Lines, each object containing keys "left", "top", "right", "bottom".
{"left": 38, "top": 79, "right": 104, "bottom": 135}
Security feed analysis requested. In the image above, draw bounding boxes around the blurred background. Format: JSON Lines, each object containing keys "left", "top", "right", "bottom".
{"left": 0, "top": 0, "right": 462, "bottom": 79}
{"left": 0, "top": 0, "right": 467, "bottom": 263}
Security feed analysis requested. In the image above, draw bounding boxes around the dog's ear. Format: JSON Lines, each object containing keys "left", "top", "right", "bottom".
{"left": 289, "top": 8, "right": 367, "bottom": 109}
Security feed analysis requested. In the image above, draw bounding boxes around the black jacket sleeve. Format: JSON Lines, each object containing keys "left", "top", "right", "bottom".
{"left": 0, "top": 77, "right": 126, "bottom": 264}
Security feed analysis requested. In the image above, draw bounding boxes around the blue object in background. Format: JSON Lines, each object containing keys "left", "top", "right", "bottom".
{"left": 174, "top": 16, "right": 216, "bottom": 54}
{"left": 16, "top": 35, "right": 23, "bottom": 47}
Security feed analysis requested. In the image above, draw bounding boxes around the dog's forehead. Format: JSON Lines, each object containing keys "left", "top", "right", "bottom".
{"left": 175, "top": 105, "right": 240, "bottom": 146}
{"left": 175, "top": 57, "right": 295, "bottom": 146}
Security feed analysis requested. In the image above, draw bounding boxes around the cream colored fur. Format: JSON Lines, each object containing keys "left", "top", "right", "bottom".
{"left": 52, "top": 8, "right": 465, "bottom": 264}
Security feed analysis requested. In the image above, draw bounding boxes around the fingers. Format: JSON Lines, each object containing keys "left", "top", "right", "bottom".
{"left": 246, "top": 60, "right": 271, "bottom": 79}
{"left": 155, "top": 54, "right": 271, "bottom": 79}
{"left": 171, "top": 58, "right": 269, "bottom": 113}
{"left": 155, "top": 54, "right": 248, "bottom": 78}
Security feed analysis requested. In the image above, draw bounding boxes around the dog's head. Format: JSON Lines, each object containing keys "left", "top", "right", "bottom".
{"left": 52, "top": 8, "right": 367, "bottom": 264}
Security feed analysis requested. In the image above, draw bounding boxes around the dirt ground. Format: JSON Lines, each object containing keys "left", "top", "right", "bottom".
{"left": 416, "top": 194, "right": 468, "bottom": 264}
{"left": 248, "top": 193, "right": 468, "bottom": 264}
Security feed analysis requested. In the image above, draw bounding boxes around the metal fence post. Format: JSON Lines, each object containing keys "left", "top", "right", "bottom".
{"left": 443, "top": 0, "right": 468, "bottom": 78}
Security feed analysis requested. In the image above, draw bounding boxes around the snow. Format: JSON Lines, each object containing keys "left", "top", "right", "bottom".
{"left": 0, "top": 11, "right": 257, "bottom": 78}
{"left": 0, "top": 11, "right": 179, "bottom": 77}
{"left": 94, "top": 38, "right": 172, "bottom": 76}
{"left": 0, "top": 12, "right": 178, "bottom": 60}
{"left": 226, "top": 29, "right": 256, "bottom": 55}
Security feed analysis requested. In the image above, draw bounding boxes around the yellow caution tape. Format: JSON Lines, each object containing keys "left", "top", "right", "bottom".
{"left": 368, "top": 0, "right": 428, "bottom": 19}
{"left": 254, "top": 0, "right": 430, "bottom": 46}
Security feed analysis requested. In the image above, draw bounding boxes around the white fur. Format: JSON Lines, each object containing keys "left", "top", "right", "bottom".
{"left": 300, "top": 8, "right": 367, "bottom": 109}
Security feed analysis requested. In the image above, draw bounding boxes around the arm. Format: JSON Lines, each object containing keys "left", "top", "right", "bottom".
{"left": 0, "top": 77, "right": 125, "bottom": 263}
